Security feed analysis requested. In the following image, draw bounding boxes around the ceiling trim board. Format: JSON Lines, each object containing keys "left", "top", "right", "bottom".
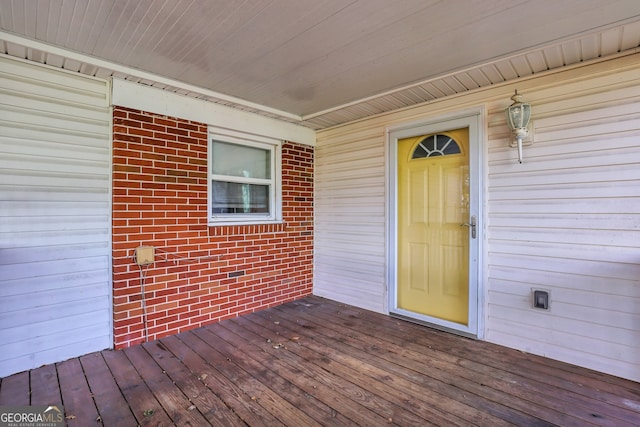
{"left": 111, "top": 79, "right": 315, "bottom": 146}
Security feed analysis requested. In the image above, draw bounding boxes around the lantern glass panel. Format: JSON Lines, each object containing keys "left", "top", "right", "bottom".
{"left": 506, "top": 104, "right": 531, "bottom": 130}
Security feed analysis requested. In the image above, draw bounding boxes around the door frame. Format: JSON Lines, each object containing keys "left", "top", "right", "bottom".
{"left": 386, "top": 108, "right": 485, "bottom": 338}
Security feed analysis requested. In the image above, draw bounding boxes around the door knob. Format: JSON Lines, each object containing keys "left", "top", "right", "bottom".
{"left": 460, "top": 216, "right": 476, "bottom": 239}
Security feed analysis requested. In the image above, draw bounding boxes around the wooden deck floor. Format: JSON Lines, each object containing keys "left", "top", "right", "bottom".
{"left": 1, "top": 296, "right": 639, "bottom": 426}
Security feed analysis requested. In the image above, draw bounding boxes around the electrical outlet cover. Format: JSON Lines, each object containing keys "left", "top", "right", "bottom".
{"left": 136, "top": 246, "right": 155, "bottom": 265}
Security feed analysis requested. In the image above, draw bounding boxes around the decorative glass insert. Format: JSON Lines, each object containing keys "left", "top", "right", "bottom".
{"left": 412, "top": 134, "right": 461, "bottom": 158}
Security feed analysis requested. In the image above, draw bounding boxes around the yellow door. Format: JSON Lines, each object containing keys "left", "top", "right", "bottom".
{"left": 397, "top": 128, "right": 470, "bottom": 325}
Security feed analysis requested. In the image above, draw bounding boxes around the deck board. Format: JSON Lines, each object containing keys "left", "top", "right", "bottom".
{"left": 102, "top": 345, "right": 174, "bottom": 426}
{"left": 56, "top": 358, "right": 100, "bottom": 425}
{"left": 142, "top": 339, "right": 246, "bottom": 426}
{"left": 30, "top": 364, "right": 62, "bottom": 407}
{"left": 217, "top": 316, "right": 396, "bottom": 426}
{"left": 0, "top": 296, "right": 638, "bottom": 426}
{"left": 259, "top": 303, "right": 534, "bottom": 426}
{"left": 169, "top": 332, "right": 287, "bottom": 426}
{"left": 79, "top": 352, "right": 138, "bottom": 426}
{"left": 0, "top": 370, "right": 29, "bottom": 406}
{"left": 188, "top": 327, "right": 321, "bottom": 427}
{"left": 280, "top": 299, "right": 633, "bottom": 426}
{"left": 307, "top": 298, "right": 640, "bottom": 425}
{"left": 124, "top": 344, "right": 211, "bottom": 426}
{"left": 250, "top": 307, "right": 474, "bottom": 426}
{"left": 198, "top": 324, "right": 359, "bottom": 426}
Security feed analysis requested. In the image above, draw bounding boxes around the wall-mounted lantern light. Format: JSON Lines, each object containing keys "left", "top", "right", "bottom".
{"left": 505, "top": 90, "right": 532, "bottom": 164}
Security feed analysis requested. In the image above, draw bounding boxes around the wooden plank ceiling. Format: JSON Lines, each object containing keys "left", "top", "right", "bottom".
{"left": 1, "top": 0, "right": 640, "bottom": 130}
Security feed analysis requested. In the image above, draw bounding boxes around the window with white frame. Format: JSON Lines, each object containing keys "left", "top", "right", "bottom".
{"left": 208, "top": 135, "right": 281, "bottom": 225}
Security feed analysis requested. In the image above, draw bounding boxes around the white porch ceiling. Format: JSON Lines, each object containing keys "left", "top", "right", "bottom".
{"left": 1, "top": 0, "right": 640, "bottom": 130}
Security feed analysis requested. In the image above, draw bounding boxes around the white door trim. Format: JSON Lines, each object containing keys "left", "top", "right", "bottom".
{"left": 386, "top": 108, "right": 485, "bottom": 338}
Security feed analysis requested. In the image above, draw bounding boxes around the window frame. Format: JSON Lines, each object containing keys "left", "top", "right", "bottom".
{"left": 208, "top": 131, "right": 282, "bottom": 226}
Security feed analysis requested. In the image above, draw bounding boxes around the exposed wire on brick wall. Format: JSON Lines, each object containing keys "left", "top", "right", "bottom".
{"left": 129, "top": 247, "right": 222, "bottom": 343}
{"left": 154, "top": 248, "right": 221, "bottom": 265}
{"left": 131, "top": 250, "right": 151, "bottom": 342}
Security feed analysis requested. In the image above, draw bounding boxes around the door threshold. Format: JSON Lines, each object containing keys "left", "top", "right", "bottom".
{"left": 389, "top": 311, "right": 478, "bottom": 340}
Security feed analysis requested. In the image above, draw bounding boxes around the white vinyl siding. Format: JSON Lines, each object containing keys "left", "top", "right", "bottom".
{"left": 315, "top": 54, "right": 640, "bottom": 381}
{"left": 314, "top": 127, "right": 387, "bottom": 312}
{"left": 485, "top": 78, "right": 640, "bottom": 381}
{"left": 0, "top": 56, "right": 111, "bottom": 377}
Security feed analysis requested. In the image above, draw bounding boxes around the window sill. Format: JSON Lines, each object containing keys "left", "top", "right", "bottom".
{"left": 207, "top": 220, "right": 287, "bottom": 235}
{"left": 208, "top": 219, "right": 284, "bottom": 227}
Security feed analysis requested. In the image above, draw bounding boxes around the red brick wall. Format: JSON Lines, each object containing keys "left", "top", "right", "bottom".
{"left": 112, "top": 106, "right": 314, "bottom": 348}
